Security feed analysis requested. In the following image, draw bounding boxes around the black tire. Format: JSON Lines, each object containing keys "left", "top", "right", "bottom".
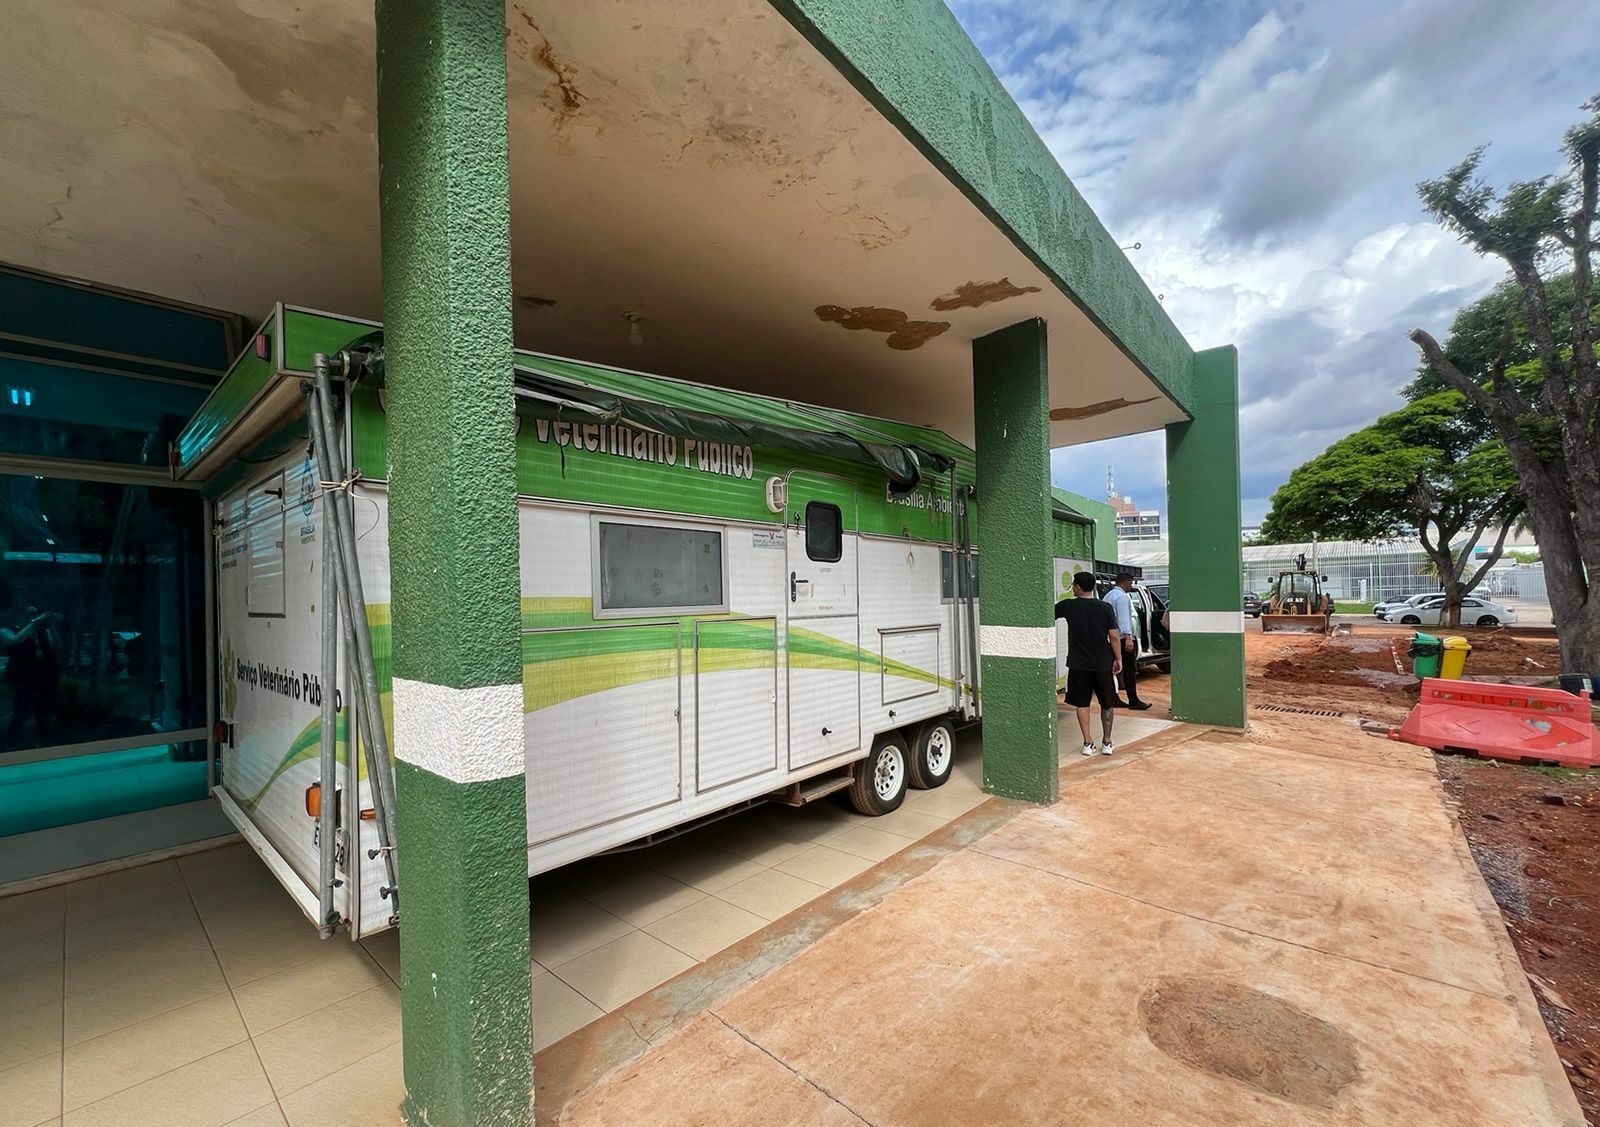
{"left": 848, "top": 732, "right": 909, "bottom": 815}
{"left": 1401, "top": 615, "right": 1421, "bottom": 625}
{"left": 908, "top": 717, "right": 956, "bottom": 790}
{"left": 1477, "top": 615, "right": 1499, "bottom": 627}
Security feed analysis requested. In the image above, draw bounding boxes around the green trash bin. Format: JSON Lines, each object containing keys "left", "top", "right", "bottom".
{"left": 1408, "top": 631, "right": 1443, "bottom": 679}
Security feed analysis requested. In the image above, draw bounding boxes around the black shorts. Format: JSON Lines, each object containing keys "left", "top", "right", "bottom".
{"left": 1064, "top": 668, "right": 1118, "bottom": 708}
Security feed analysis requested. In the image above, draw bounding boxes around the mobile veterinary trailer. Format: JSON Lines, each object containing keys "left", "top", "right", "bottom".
{"left": 175, "top": 306, "right": 982, "bottom": 938}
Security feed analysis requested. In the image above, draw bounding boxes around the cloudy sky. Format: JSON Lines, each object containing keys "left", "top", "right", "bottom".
{"left": 946, "top": 0, "right": 1600, "bottom": 528}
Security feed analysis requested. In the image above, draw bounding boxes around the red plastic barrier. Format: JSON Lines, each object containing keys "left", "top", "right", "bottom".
{"left": 1389, "top": 678, "right": 1600, "bottom": 767}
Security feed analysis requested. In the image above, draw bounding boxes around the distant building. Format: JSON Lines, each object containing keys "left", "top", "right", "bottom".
{"left": 1116, "top": 509, "right": 1162, "bottom": 541}
{"left": 1105, "top": 464, "right": 1163, "bottom": 542}
{"left": 1120, "top": 534, "right": 1549, "bottom": 611}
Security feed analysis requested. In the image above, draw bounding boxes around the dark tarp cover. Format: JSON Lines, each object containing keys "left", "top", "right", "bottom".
{"left": 512, "top": 367, "right": 952, "bottom": 492}
{"left": 335, "top": 331, "right": 953, "bottom": 492}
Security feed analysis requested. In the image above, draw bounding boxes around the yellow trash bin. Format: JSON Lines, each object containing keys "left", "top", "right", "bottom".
{"left": 1440, "top": 635, "right": 1472, "bottom": 679}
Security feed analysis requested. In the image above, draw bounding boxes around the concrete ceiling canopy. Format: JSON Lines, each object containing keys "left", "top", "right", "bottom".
{"left": 0, "top": 0, "right": 1194, "bottom": 446}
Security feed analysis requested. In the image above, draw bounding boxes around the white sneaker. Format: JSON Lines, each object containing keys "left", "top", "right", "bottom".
{"left": 1101, "top": 741, "right": 1115, "bottom": 756}
{"left": 1081, "top": 743, "right": 1096, "bottom": 757}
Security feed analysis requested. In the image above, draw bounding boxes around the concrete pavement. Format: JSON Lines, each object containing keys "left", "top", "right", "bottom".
{"left": 548, "top": 715, "right": 1581, "bottom": 1126}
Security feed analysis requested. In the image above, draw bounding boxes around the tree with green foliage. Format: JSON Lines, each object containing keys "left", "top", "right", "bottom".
{"left": 1262, "top": 393, "right": 1520, "bottom": 625}
{"left": 1410, "top": 99, "right": 1599, "bottom": 669}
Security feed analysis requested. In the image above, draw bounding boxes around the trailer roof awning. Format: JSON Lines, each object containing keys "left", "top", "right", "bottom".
{"left": 511, "top": 363, "right": 952, "bottom": 491}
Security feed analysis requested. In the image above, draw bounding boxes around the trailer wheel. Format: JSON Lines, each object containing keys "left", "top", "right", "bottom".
{"left": 849, "top": 732, "right": 909, "bottom": 815}
{"left": 908, "top": 717, "right": 956, "bottom": 790}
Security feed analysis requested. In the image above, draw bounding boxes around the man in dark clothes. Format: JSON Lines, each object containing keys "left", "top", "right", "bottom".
{"left": 1054, "top": 572, "right": 1123, "bottom": 756}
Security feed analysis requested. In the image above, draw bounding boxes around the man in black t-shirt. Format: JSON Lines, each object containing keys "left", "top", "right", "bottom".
{"left": 1054, "top": 572, "right": 1123, "bottom": 756}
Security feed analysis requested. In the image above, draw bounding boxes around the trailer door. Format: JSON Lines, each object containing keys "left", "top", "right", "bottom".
{"left": 785, "top": 473, "right": 860, "bottom": 770}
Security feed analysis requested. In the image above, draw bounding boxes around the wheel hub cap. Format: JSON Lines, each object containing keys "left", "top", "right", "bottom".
{"left": 875, "top": 746, "right": 904, "bottom": 800}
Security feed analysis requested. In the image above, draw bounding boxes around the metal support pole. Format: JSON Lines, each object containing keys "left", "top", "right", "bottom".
{"left": 313, "top": 361, "right": 401, "bottom": 883}
{"left": 317, "top": 446, "right": 339, "bottom": 936}
{"left": 304, "top": 365, "right": 399, "bottom": 906}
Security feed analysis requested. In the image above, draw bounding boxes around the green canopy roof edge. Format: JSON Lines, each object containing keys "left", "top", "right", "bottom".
{"left": 767, "top": 0, "right": 1197, "bottom": 416}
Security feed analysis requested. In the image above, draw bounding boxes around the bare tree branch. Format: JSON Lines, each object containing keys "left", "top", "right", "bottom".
{"left": 1408, "top": 328, "right": 1528, "bottom": 420}
{"left": 1463, "top": 511, "right": 1518, "bottom": 592}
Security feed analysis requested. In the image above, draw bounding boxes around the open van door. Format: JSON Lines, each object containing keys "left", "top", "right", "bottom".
{"left": 785, "top": 472, "right": 860, "bottom": 770}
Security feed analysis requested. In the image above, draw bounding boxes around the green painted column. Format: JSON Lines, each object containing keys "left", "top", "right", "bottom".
{"left": 973, "top": 319, "right": 1058, "bottom": 804}
{"left": 375, "top": 0, "right": 532, "bottom": 1124}
{"left": 1165, "top": 345, "right": 1247, "bottom": 727}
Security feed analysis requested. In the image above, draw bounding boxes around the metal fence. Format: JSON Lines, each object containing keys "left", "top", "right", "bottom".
{"left": 1124, "top": 539, "right": 1553, "bottom": 625}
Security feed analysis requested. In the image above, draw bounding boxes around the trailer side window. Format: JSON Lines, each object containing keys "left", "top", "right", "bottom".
{"left": 804, "top": 502, "right": 842, "bottom": 563}
{"left": 939, "top": 551, "right": 979, "bottom": 600}
{"left": 244, "top": 475, "right": 286, "bottom": 618}
{"left": 595, "top": 520, "right": 726, "bottom": 615}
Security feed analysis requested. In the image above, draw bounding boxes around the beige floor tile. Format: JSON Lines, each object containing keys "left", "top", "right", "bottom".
{"left": 528, "top": 898, "right": 634, "bottom": 968}
{"left": 552, "top": 931, "right": 695, "bottom": 1012}
{"left": 359, "top": 928, "right": 401, "bottom": 984}
{"left": 774, "top": 844, "right": 875, "bottom": 889}
{"left": 64, "top": 922, "right": 226, "bottom": 1045}
{"left": 823, "top": 824, "right": 914, "bottom": 863}
{"left": 278, "top": 1042, "right": 403, "bottom": 1127}
{"left": 254, "top": 981, "right": 401, "bottom": 1098}
{"left": 220, "top": 1106, "right": 287, "bottom": 1127}
{"left": 65, "top": 892, "right": 199, "bottom": 959}
{"left": 0, "top": 962, "right": 63, "bottom": 1071}
{"left": 900, "top": 788, "right": 983, "bottom": 820}
{"left": 532, "top": 971, "right": 605, "bottom": 1052}
{"left": 232, "top": 946, "right": 390, "bottom": 1037}
{"left": 64, "top": 991, "right": 246, "bottom": 1111}
{"left": 63, "top": 864, "right": 188, "bottom": 925}
{"left": 640, "top": 840, "right": 769, "bottom": 893}
{"left": 63, "top": 860, "right": 185, "bottom": 902}
{"left": 65, "top": 969, "right": 229, "bottom": 1047}
{"left": 213, "top": 919, "right": 343, "bottom": 988}
{"left": 758, "top": 802, "right": 858, "bottom": 844}
{"left": 0, "top": 887, "right": 66, "bottom": 942}
{"left": 580, "top": 868, "right": 705, "bottom": 927}
{"left": 63, "top": 1041, "right": 273, "bottom": 1127}
{"left": 866, "top": 806, "right": 952, "bottom": 841}
{"left": 0, "top": 927, "right": 63, "bottom": 975}
{"left": 701, "top": 822, "right": 812, "bottom": 867}
{"left": 185, "top": 864, "right": 301, "bottom": 907}
{"left": 66, "top": 913, "right": 216, "bottom": 991}
{"left": 714, "top": 870, "right": 828, "bottom": 921}
{"left": 642, "top": 896, "right": 767, "bottom": 961}
{"left": 940, "top": 772, "right": 985, "bottom": 801}
{"left": 0, "top": 1051, "right": 60, "bottom": 1127}
{"left": 191, "top": 889, "right": 307, "bottom": 949}
{"left": 176, "top": 844, "right": 264, "bottom": 889}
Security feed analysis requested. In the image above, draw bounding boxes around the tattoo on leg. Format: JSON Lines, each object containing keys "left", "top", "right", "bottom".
{"left": 1101, "top": 707, "right": 1114, "bottom": 741}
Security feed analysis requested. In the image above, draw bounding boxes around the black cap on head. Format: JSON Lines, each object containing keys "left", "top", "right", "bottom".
{"left": 1072, "top": 571, "right": 1096, "bottom": 594}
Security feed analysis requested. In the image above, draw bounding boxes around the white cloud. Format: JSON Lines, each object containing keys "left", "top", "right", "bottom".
{"left": 949, "top": 0, "right": 1600, "bottom": 532}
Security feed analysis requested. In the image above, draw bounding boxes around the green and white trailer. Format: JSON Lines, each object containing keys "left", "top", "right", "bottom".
{"left": 175, "top": 305, "right": 982, "bottom": 938}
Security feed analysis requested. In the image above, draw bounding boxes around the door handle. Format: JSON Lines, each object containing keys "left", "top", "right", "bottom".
{"left": 821, "top": 727, "right": 832, "bottom": 736}
{"left": 791, "top": 571, "right": 797, "bottom": 602}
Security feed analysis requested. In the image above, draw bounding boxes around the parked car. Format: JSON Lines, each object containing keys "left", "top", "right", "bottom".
{"left": 1373, "top": 593, "right": 1438, "bottom": 619}
{"left": 1382, "top": 595, "right": 1517, "bottom": 627}
{"left": 1243, "top": 592, "right": 1263, "bottom": 618}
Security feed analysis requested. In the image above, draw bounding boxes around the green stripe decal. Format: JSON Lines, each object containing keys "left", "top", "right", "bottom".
{"left": 239, "top": 601, "right": 957, "bottom": 811}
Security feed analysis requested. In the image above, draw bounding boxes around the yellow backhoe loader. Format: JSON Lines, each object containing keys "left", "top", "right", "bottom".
{"left": 1259, "top": 553, "right": 1334, "bottom": 635}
